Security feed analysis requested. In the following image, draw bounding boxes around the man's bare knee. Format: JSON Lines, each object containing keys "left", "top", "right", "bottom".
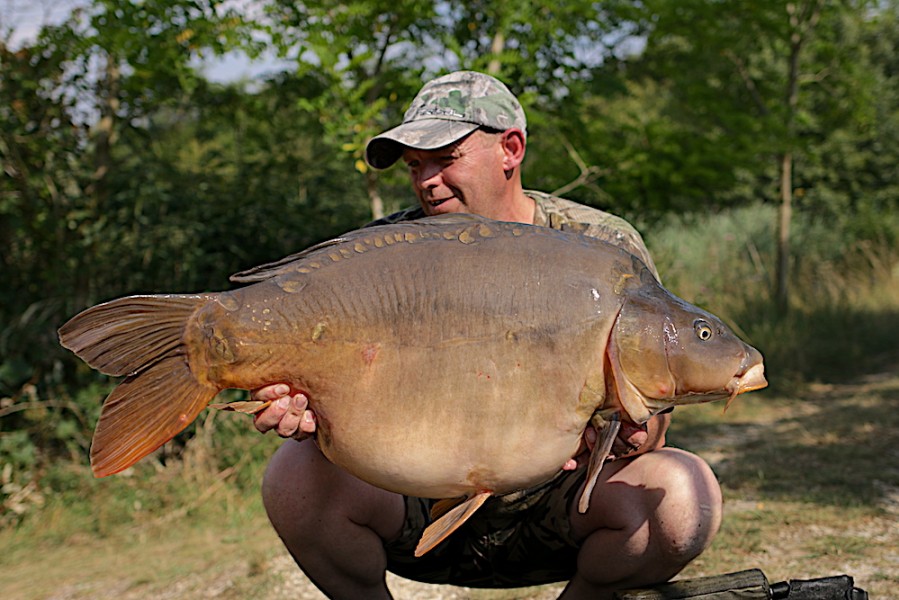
{"left": 650, "top": 449, "right": 722, "bottom": 564}
{"left": 566, "top": 448, "right": 722, "bottom": 594}
{"left": 262, "top": 441, "right": 325, "bottom": 541}
{"left": 262, "top": 440, "right": 405, "bottom": 545}
{"left": 260, "top": 440, "right": 406, "bottom": 598}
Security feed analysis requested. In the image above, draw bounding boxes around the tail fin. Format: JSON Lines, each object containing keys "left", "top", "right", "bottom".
{"left": 59, "top": 295, "right": 218, "bottom": 477}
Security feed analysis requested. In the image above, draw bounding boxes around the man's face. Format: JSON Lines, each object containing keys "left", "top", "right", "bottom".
{"left": 402, "top": 130, "right": 508, "bottom": 219}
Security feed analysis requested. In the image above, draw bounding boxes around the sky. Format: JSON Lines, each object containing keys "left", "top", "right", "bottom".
{"left": 0, "top": 0, "right": 289, "bottom": 83}
{"left": 0, "top": 0, "right": 82, "bottom": 47}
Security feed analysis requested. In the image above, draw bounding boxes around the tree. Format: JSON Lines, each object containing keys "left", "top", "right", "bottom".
{"left": 0, "top": 0, "right": 271, "bottom": 481}
{"left": 614, "top": 0, "right": 883, "bottom": 310}
{"left": 257, "top": 0, "right": 658, "bottom": 219}
{"left": 261, "top": 0, "right": 439, "bottom": 219}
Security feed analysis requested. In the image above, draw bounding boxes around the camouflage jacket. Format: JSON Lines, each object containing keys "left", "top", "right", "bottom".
{"left": 368, "top": 190, "right": 658, "bottom": 278}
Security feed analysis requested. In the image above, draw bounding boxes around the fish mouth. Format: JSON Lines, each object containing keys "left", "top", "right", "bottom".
{"left": 730, "top": 362, "right": 768, "bottom": 395}
{"left": 724, "top": 362, "right": 768, "bottom": 410}
{"left": 641, "top": 363, "right": 768, "bottom": 415}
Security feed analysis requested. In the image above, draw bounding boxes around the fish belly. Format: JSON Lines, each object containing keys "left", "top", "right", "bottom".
{"left": 310, "top": 340, "right": 591, "bottom": 498}
{"left": 209, "top": 219, "right": 623, "bottom": 498}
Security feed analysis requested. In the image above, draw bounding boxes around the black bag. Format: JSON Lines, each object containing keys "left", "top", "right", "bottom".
{"left": 614, "top": 568, "right": 869, "bottom": 600}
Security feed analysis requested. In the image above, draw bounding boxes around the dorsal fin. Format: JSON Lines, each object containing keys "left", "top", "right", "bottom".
{"left": 229, "top": 214, "right": 497, "bottom": 284}
{"left": 415, "top": 491, "right": 492, "bottom": 557}
{"left": 229, "top": 237, "right": 350, "bottom": 283}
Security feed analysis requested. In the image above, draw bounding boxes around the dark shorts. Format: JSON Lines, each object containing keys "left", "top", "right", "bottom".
{"left": 384, "top": 467, "right": 588, "bottom": 588}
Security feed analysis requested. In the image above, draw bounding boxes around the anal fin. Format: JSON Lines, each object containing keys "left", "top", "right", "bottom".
{"left": 429, "top": 496, "right": 466, "bottom": 521}
{"left": 415, "top": 491, "right": 491, "bottom": 557}
{"left": 578, "top": 411, "right": 621, "bottom": 514}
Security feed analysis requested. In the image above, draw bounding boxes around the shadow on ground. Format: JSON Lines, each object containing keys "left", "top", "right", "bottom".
{"left": 667, "top": 372, "right": 899, "bottom": 508}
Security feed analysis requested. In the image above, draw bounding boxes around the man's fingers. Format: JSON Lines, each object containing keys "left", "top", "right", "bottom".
{"left": 276, "top": 403, "right": 302, "bottom": 436}
{"left": 583, "top": 425, "right": 598, "bottom": 451}
{"left": 250, "top": 387, "right": 316, "bottom": 439}
{"left": 299, "top": 409, "right": 316, "bottom": 434}
{"left": 253, "top": 395, "right": 290, "bottom": 433}
{"left": 612, "top": 422, "right": 648, "bottom": 457}
{"left": 252, "top": 383, "right": 292, "bottom": 402}
{"left": 276, "top": 394, "right": 315, "bottom": 438}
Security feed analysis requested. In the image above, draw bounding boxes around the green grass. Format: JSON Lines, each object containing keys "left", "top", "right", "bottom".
{"left": 0, "top": 502, "right": 283, "bottom": 599}
{"left": 665, "top": 376, "right": 899, "bottom": 595}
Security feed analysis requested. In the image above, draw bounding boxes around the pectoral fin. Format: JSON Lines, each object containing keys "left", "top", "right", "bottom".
{"left": 210, "top": 400, "right": 272, "bottom": 414}
{"left": 415, "top": 491, "right": 491, "bottom": 557}
{"left": 577, "top": 411, "right": 620, "bottom": 514}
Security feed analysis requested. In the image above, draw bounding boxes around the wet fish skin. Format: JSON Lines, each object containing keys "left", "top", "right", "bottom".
{"left": 59, "top": 214, "right": 766, "bottom": 554}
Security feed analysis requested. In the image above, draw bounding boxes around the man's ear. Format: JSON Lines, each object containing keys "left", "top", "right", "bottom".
{"left": 500, "top": 128, "right": 526, "bottom": 171}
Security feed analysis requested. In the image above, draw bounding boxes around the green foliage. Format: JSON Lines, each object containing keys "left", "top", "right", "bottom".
{"left": 525, "top": 0, "right": 899, "bottom": 225}
{"left": 0, "top": 1, "right": 370, "bottom": 515}
{"left": 261, "top": 0, "right": 437, "bottom": 216}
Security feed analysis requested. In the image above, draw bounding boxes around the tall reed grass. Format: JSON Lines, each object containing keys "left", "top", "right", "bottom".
{"left": 646, "top": 203, "right": 899, "bottom": 389}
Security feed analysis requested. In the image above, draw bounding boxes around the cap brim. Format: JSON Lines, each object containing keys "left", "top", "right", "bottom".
{"left": 365, "top": 119, "right": 480, "bottom": 169}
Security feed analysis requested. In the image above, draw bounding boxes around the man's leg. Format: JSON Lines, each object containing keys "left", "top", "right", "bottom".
{"left": 262, "top": 439, "right": 406, "bottom": 599}
{"left": 562, "top": 448, "right": 723, "bottom": 600}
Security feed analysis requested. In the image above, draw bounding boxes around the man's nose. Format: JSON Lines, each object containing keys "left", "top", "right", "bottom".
{"left": 414, "top": 162, "right": 443, "bottom": 189}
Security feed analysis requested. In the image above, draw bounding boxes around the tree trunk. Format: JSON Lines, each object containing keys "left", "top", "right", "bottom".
{"left": 367, "top": 169, "right": 384, "bottom": 221}
{"left": 775, "top": 1, "right": 819, "bottom": 313}
{"left": 776, "top": 151, "right": 793, "bottom": 312}
{"left": 92, "top": 52, "right": 120, "bottom": 207}
{"left": 487, "top": 30, "right": 505, "bottom": 75}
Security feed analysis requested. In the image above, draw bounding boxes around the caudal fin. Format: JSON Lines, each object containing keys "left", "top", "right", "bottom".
{"left": 59, "top": 295, "right": 218, "bottom": 477}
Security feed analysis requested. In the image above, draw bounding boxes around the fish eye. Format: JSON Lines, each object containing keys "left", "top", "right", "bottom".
{"left": 694, "top": 320, "right": 714, "bottom": 341}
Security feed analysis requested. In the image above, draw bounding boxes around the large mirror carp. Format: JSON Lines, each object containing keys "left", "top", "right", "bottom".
{"left": 59, "top": 214, "right": 766, "bottom": 555}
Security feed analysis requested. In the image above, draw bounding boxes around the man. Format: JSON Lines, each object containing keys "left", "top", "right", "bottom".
{"left": 252, "top": 71, "right": 722, "bottom": 599}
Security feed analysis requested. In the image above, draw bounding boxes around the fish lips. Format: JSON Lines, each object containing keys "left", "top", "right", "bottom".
{"left": 641, "top": 362, "right": 768, "bottom": 415}
{"left": 730, "top": 362, "right": 768, "bottom": 395}
{"left": 724, "top": 361, "right": 768, "bottom": 411}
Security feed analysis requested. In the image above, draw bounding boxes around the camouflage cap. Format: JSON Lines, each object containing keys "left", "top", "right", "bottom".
{"left": 365, "top": 71, "right": 527, "bottom": 169}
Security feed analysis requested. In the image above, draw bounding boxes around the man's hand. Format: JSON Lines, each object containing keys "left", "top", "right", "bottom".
{"left": 610, "top": 410, "right": 671, "bottom": 459}
{"left": 251, "top": 384, "right": 317, "bottom": 439}
{"left": 572, "top": 410, "right": 672, "bottom": 469}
